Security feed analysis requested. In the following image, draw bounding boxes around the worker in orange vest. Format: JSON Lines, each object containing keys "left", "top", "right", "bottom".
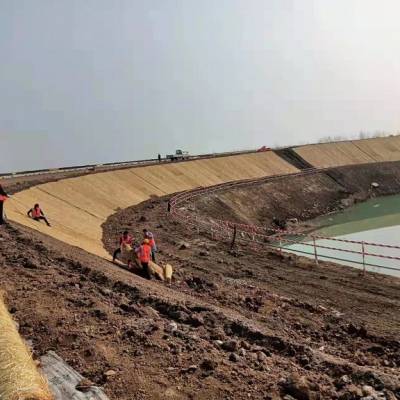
{"left": 27, "top": 204, "right": 51, "bottom": 226}
{"left": 143, "top": 228, "right": 157, "bottom": 262}
{"left": 138, "top": 238, "right": 152, "bottom": 280}
{"left": 0, "top": 184, "right": 9, "bottom": 225}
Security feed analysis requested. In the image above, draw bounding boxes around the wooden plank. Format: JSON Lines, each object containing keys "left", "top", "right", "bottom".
{"left": 40, "top": 351, "right": 110, "bottom": 400}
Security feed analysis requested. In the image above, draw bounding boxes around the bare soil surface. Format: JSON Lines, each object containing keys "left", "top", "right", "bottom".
{"left": 102, "top": 195, "right": 400, "bottom": 399}
{"left": 0, "top": 162, "right": 399, "bottom": 399}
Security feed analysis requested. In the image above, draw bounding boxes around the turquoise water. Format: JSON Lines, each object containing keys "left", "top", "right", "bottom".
{"left": 284, "top": 194, "right": 400, "bottom": 277}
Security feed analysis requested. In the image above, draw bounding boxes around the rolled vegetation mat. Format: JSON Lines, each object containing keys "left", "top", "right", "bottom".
{"left": 164, "top": 264, "right": 173, "bottom": 283}
{"left": 148, "top": 260, "right": 165, "bottom": 280}
{"left": 0, "top": 292, "right": 53, "bottom": 400}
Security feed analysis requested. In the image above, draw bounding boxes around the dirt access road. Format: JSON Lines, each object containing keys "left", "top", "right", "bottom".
{"left": 1, "top": 164, "right": 400, "bottom": 399}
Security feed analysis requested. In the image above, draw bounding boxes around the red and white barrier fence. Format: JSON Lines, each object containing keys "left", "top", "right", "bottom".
{"left": 169, "top": 169, "right": 400, "bottom": 275}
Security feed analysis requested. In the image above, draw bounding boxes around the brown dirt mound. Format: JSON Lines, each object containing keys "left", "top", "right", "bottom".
{"left": 102, "top": 193, "right": 400, "bottom": 399}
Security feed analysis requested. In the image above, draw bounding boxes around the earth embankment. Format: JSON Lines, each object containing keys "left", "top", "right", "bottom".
{"left": 100, "top": 188, "right": 400, "bottom": 399}
{"left": 4, "top": 135, "right": 400, "bottom": 262}
{"left": 294, "top": 136, "right": 400, "bottom": 168}
{"left": 192, "top": 161, "right": 400, "bottom": 227}
{"left": 2, "top": 138, "right": 400, "bottom": 399}
{"left": 5, "top": 152, "right": 296, "bottom": 258}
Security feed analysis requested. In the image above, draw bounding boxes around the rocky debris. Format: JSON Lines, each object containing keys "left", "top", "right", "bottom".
{"left": 228, "top": 249, "right": 243, "bottom": 257}
{"left": 22, "top": 258, "right": 39, "bottom": 269}
{"left": 347, "top": 323, "right": 368, "bottom": 338}
{"left": 178, "top": 241, "right": 190, "bottom": 250}
{"left": 187, "top": 314, "right": 204, "bottom": 327}
{"left": 34, "top": 242, "right": 47, "bottom": 252}
{"left": 133, "top": 349, "right": 144, "bottom": 357}
{"left": 99, "top": 287, "right": 112, "bottom": 297}
{"left": 200, "top": 359, "right": 218, "bottom": 371}
{"left": 257, "top": 352, "right": 267, "bottom": 362}
{"left": 335, "top": 375, "right": 352, "bottom": 389}
{"left": 366, "top": 345, "right": 385, "bottom": 356}
{"left": 181, "top": 365, "right": 198, "bottom": 374}
{"left": 340, "top": 198, "right": 354, "bottom": 208}
{"left": 244, "top": 296, "right": 264, "bottom": 312}
{"left": 90, "top": 309, "right": 108, "bottom": 320}
{"left": 362, "top": 385, "right": 376, "bottom": 397}
{"left": 210, "top": 329, "right": 226, "bottom": 341}
{"left": 371, "top": 182, "right": 380, "bottom": 188}
{"left": 229, "top": 353, "right": 240, "bottom": 362}
{"left": 119, "top": 302, "right": 142, "bottom": 315}
{"left": 165, "top": 321, "right": 178, "bottom": 333}
{"left": 385, "top": 391, "right": 399, "bottom": 400}
{"left": 238, "top": 348, "right": 246, "bottom": 357}
{"left": 185, "top": 276, "right": 216, "bottom": 291}
{"left": 221, "top": 340, "right": 239, "bottom": 352}
{"left": 280, "top": 374, "right": 318, "bottom": 400}
{"left": 340, "top": 384, "right": 363, "bottom": 398}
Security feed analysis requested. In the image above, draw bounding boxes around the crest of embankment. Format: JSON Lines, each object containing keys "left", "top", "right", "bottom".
{"left": 7, "top": 136, "right": 400, "bottom": 259}
{"left": 294, "top": 135, "right": 400, "bottom": 167}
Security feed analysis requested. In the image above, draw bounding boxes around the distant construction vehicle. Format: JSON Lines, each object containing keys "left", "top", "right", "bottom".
{"left": 257, "top": 146, "right": 272, "bottom": 152}
{"left": 166, "top": 149, "right": 189, "bottom": 161}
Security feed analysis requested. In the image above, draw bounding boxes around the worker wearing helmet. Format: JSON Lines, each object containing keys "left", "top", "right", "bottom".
{"left": 143, "top": 228, "right": 157, "bottom": 262}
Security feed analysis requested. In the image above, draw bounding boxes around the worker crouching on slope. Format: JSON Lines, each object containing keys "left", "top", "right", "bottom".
{"left": 143, "top": 228, "right": 157, "bottom": 262}
{"left": 113, "top": 230, "right": 133, "bottom": 263}
{"left": 27, "top": 204, "right": 51, "bottom": 226}
{"left": 137, "top": 238, "right": 152, "bottom": 280}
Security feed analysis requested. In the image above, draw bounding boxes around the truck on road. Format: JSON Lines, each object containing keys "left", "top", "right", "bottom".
{"left": 166, "top": 149, "right": 189, "bottom": 161}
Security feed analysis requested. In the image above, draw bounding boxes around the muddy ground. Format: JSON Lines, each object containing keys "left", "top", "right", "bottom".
{"left": 102, "top": 199, "right": 400, "bottom": 398}
{"left": 0, "top": 162, "right": 399, "bottom": 399}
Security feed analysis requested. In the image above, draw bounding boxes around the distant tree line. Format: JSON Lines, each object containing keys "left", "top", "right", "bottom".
{"left": 271, "top": 130, "right": 400, "bottom": 150}
{"left": 317, "top": 130, "right": 398, "bottom": 143}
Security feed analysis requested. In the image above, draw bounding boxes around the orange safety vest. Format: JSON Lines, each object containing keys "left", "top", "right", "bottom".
{"left": 139, "top": 244, "right": 151, "bottom": 263}
{"left": 120, "top": 235, "right": 133, "bottom": 246}
{"left": 32, "top": 207, "right": 42, "bottom": 218}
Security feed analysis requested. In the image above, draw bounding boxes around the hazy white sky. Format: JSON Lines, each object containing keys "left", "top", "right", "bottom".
{"left": 1, "top": 0, "right": 400, "bottom": 171}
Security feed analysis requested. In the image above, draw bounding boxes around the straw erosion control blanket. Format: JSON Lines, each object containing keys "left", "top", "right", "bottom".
{"left": 0, "top": 292, "right": 53, "bottom": 400}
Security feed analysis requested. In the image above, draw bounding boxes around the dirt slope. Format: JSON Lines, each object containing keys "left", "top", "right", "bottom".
{"left": 102, "top": 194, "right": 400, "bottom": 399}
{"left": 0, "top": 194, "right": 398, "bottom": 399}
{"left": 1, "top": 151, "right": 400, "bottom": 399}
{"left": 5, "top": 151, "right": 296, "bottom": 259}
{"left": 192, "top": 161, "right": 400, "bottom": 227}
